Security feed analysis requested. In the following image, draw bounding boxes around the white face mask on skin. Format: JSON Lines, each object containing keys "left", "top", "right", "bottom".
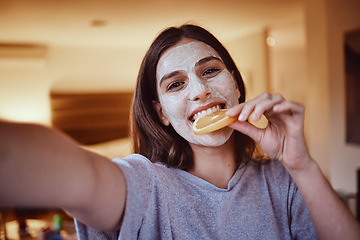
{"left": 155, "top": 40, "right": 240, "bottom": 147}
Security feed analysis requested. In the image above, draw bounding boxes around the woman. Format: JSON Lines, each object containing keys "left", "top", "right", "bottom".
{"left": 0, "top": 24, "right": 359, "bottom": 239}
{"left": 131, "top": 24, "right": 253, "bottom": 171}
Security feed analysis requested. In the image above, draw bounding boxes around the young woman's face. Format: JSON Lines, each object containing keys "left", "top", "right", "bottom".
{"left": 155, "top": 39, "right": 240, "bottom": 147}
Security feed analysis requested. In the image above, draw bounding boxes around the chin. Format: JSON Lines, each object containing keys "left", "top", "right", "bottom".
{"left": 187, "top": 128, "right": 234, "bottom": 147}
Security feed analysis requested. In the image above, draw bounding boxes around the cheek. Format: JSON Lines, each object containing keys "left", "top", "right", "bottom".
{"left": 160, "top": 93, "right": 188, "bottom": 121}
{"left": 210, "top": 71, "right": 239, "bottom": 105}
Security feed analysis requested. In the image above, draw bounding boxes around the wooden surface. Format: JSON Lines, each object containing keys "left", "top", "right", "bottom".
{"left": 50, "top": 91, "right": 133, "bottom": 145}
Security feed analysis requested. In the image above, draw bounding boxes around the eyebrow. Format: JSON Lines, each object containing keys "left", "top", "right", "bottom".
{"left": 195, "top": 56, "right": 223, "bottom": 68}
{"left": 159, "top": 70, "right": 182, "bottom": 87}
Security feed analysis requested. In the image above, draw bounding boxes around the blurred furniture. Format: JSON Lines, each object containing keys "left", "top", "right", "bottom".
{"left": 50, "top": 91, "right": 133, "bottom": 145}
{"left": 0, "top": 208, "right": 75, "bottom": 240}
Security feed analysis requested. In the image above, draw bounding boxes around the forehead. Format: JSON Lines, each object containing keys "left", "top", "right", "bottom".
{"left": 157, "top": 41, "right": 221, "bottom": 79}
{"left": 162, "top": 41, "right": 219, "bottom": 61}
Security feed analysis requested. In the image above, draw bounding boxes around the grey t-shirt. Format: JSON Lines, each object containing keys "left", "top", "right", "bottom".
{"left": 75, "top": 154, "right": 318, "bottom": 239}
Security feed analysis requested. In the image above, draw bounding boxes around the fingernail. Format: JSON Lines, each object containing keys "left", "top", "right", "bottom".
{"left": 226, "top": 108, "right": 234, "bottom": 116}
{"left": 238, "top": 113, "right": 246, "bottom": 121}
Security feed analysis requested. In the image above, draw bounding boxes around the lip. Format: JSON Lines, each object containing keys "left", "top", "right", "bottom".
{"left": 189, "top": 102, "right": 226, "bottom": 122}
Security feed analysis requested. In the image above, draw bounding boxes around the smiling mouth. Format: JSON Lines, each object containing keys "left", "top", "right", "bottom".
{"left": 189, "top": 103, "right": 226, "bottom": 122}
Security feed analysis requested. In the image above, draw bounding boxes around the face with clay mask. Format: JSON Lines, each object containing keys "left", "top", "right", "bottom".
{"left": 155, "top": 39, "right": 241, "bottom": 147}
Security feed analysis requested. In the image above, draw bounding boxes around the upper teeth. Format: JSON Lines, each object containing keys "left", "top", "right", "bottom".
{"left": 193, "top": 105, "right": 221, "bottom": 120}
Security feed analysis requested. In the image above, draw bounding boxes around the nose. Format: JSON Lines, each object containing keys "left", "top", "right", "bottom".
{"left": 188, "top": 76, "right": 211, "bottom": 101}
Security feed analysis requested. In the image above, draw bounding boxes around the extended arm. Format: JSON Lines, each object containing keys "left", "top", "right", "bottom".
{"left": 0, "top": 121, "right": 126, "bottom": 230}
{"left": 289, "top": 155, "right": 359, "bottom": 239}
{"left": 227, "top": 93, "right": 360, "bottom": 239}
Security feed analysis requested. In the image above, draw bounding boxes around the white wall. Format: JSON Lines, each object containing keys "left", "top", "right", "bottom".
{"left": 304, "top": 0, "right": 331, "bottom": 177}
{"left": 327, "top": 0, "right": 360, "bottom": 193}
{"left": 305, "top": 0, "right": 360, "bottom": 193}
{"left": 225, "top": 29, "right": 270, "bottom": 100}
{"left": 0, "top": 62, "right": 52, "bottom": 124}
{"left": 0, "top": 45, "right": 144, "bottom": 125}
{"left": 268, "top": 22, "right": 307, "bottom": 105}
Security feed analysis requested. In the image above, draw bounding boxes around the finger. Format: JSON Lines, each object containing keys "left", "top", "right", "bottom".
{"left": 228, "top": 93, "right": 286, "bottom": 122}
{"left": 226, "top": 104, "right": 244, "bottom": 117}
{"left": 273, "top": 100, "right": 304, "bottom": 115}
{"left": 236, "top": 93, "right": 272, "bottom": 121}
{"left": 228, "top": 120, "right": 263, "bottom": 143}
{"left": 242, "top": 93, "right": 284, "bottom": 122}
{"left": 251, "top": 93, "right": 285, "bottom": 121}
{"left": 268, "top": 101, "right": 305, "bottom": 131}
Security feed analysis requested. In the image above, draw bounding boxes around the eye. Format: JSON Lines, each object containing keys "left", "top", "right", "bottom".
{"left": 167, "top": 81, "right": 184, "bottom": 91}
{"left": 202, "top": 67, "right": 220, "bottom": 77}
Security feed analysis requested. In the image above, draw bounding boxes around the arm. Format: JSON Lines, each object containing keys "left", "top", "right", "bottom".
{"left": 227, "top": 93, "right": 360, "bottom": 239}
{"left": 0, "top": 121, "right": 126, "bottom": 231}
{"left": 290, "top": 156, "right": 360, "bottom": 240}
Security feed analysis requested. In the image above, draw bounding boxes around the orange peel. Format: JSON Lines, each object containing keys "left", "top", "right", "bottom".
{"left": 192, "top": 109, "right": 237, "bottom": 135}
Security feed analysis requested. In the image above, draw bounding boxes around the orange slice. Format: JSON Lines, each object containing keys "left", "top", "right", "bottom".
{"left": 192, "top": 109, "right": 237, "bottom": 135}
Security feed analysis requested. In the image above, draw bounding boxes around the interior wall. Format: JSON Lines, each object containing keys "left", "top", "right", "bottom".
{"left": 326, "top": 0, "right": 360, "bottom": 193}
{"left": 269, "top": 47, "right": 307, "bottom": 102}
{"left": 267, "top": 22, "right": 309, "bottom": 157}
{"left": 305, "top": 0, "right": 360, "bottom": 193}
{"left": 0, "top": 45, "right": 144, "bottom": 125}
{"left": 304, "top": 0, "right": 331, "bottom": 178}
{"left": 268, "top": 23, "right": 307, "bottom": 105}
{"left": 0, "top": 63, "right": 52, "bottom": 124}
{"left": 225, "top": 29, "right": 270, "bottom": 100}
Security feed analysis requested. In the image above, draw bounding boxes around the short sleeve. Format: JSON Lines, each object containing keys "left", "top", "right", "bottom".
{"left": 75, "top": 219, "right": 119, "bottom": 240}
{"left": 289, "top": 183, "right": 319, "bottom": 239}
{"left": 75, "top": 154, "right": 156, "bottom": 240}
{"left": 112, "top": 154, "right": 156, "bottom": 239}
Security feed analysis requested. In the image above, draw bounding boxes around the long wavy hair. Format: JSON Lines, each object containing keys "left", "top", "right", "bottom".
{"left": 130, "top": 24, "right": 257, "bottom": 170}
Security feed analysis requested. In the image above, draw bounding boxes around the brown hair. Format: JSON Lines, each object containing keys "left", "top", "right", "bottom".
{"left": 130, "top": 24, "right": 256, "bottom": 170}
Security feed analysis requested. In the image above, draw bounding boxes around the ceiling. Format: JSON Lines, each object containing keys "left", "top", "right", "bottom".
{"left": 0, "top": 0, "right": 304, "bottom": 48}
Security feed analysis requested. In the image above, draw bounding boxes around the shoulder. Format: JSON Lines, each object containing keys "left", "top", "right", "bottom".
{"left": 112, "top": 154, "right": 175, "bottom": 189}
{"left": 112, "top": 154, "right": 158, "bottom": 182}
{"left": 113, "top": 153, "right": 153, "bottom": 168}
{"left": 247, "top": 159, "right": 289, "bottom": 177}
{"left": 113, "top": 154, "right": 169, "bottom": 173}
{"left": 244, "top": 159, "right": 295, "bottom": 193}
{"left": 262, "top": 160, "right": 290, "bottom": 178}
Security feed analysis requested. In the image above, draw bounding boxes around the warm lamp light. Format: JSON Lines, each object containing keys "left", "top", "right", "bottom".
{"left": 266, "top": 36, "right": 276, "bottom": 46}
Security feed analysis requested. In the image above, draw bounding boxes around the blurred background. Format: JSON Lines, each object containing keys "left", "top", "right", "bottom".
{"left": 0, "top": 0, "right": 359, "bottom": 214}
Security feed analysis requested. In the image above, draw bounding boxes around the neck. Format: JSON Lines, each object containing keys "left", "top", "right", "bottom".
{"left": 188, "top": 136, "right": 237, "bottom": 189}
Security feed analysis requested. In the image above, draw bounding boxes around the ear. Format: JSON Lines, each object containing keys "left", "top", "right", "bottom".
{"left": 236, "top": 88, "right": 241, "bottom": 99}
{"left": 153, "top": 101, "right": 170, "bottom": 126}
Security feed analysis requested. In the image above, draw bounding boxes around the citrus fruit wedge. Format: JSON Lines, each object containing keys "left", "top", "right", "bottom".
{"left": 192, "top": 109, "right": 237, "bottom": 135}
